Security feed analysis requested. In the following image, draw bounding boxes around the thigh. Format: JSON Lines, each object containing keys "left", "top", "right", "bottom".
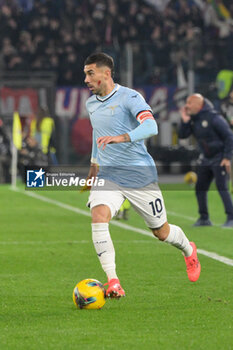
{"left": 122, "top": 182, "right": 167, "bottom": 228}
{"left": 87, "top": 180, "right": 125, "bottom": 219}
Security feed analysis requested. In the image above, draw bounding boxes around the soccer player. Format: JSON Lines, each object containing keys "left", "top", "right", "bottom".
{"left": 84, "top": 52, "right": 201, "bottom": 298}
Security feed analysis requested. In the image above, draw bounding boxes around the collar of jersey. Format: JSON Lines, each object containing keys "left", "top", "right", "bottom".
{"left": 96, "top": 84, "right": 120, "bottom": 102}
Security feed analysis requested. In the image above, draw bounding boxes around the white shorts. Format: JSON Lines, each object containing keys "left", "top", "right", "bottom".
{"left": 87, "top": 180, "right": 167, "bottom": 228}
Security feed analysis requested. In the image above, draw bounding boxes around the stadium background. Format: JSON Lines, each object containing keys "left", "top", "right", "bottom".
{"left": 0, "top": 0, "right": 233, "bottom": 177}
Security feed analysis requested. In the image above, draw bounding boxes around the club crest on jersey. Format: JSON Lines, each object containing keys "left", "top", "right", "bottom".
{"left": 202, "top": 120, "right": 208, "bottom": 128}
{"left": 107, "top": 105, "right": 118, "bottom": 115}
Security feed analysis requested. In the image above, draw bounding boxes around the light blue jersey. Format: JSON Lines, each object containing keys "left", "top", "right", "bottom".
{"left": 86, "top": 84, "right": 158, "bottom": 188}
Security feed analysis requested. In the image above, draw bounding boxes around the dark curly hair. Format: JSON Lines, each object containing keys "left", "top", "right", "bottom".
{"left": 84, "top": 52, "right": 114, "bottom": 77}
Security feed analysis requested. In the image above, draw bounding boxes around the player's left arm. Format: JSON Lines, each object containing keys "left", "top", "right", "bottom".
{"left": 97, "top": 115, "right": 157, "bottom": 150}
{"left": 213, "top": 115, "right": 233, "bottom": 173}
{"left": 97, "top": 133, "right": 130, "bottom": 150}
{"left": 97, "top": 91, "right": 157, "bottom": 150}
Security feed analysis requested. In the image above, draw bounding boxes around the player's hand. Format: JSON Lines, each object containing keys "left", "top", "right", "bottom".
{"left": 81, "top": 163, "right": 99, "bottom": 192}
{"left": 220, "top": 158, "right": 231, "bottom": 174}
{"left": 97, "top": 134, "right": 130, "bottom": 150}
{"left": 179, "top": 107, "right": 191, "bottom": 123}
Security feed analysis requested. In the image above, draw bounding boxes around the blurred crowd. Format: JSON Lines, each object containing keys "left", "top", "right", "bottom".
{"left": 0, "top": 0, "right": 233, "bottom": 85}
{"left": 0, "top": 105, "right": 57, "bottom": 183}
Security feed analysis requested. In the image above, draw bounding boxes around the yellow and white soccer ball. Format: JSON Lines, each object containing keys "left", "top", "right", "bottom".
{"left": 184, "top": 171, "right": 197, "bottom": 185}
{"left": 73, "top": 279, "right": 106, "bottom": 310}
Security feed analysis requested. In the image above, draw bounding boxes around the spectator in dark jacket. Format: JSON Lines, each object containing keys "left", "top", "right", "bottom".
{"left": 178, "top": 93, "right": 233, "bottom": 227}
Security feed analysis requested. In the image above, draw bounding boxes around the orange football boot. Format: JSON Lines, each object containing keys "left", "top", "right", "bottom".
{"left": 184, "top": 242, "right": 201, "bottom": 282}
{"left": 104, "top": 278, "right": 125, "bottom": 298}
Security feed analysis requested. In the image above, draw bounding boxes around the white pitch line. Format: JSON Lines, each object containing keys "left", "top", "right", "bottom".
{"left": 11, "top": 187, "right": 233, "bottom": 267}
{"left": 166, "top": 210, "right": 195, "bottom": 222}
{"left": 198, "top": 249, "right": 233, "bottom": 267}
{"left": 0, "top": 240, "right": 155, "bottom": 245}
{"left": 0, "top": 240, "right": 89, "bottom": 245}
{"left": 13, "top": 188, "right": 153, "bottom": 238}
{"left": 166, "top": 210, "right": 221, "bottom": 228}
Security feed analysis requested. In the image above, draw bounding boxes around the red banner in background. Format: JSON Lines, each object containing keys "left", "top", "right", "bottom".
{"left": 55, "top": 87, "right": 90, "bottom": 119}
{"left": 0, "top": 87, "right": 38, "bottom": 116}
{"left": 71, "top": 119, "right": 92, "bottom": 155}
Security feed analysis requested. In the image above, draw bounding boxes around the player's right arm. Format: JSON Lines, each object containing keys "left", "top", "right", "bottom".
{"left": 178, "top": 107, "right": 192, "bottom": 139}
{"left": 88, "top": 129, "right": 99, "bottom": 178}
{"left": 90, "top": 129, "right": 98, "bottom": 165}
{"left": 87, "top": 163, "right": 99, "bottom": 180}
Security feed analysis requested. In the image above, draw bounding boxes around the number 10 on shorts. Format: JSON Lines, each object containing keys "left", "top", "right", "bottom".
{"left": 149, "top": 199, "right": 163, "bottom": 216}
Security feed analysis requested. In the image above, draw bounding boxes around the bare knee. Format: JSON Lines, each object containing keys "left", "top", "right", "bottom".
{"left": 91, "top": 205, "right": 111, "bottom": 223}
{"left": 151, "top": 221, "right": 170, "bottom": 241}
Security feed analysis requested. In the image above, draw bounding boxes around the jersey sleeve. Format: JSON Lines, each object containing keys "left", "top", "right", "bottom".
{"left": 124, "top": 89, "right": 158, "bottom": 142}
{"left": 124, "top": 90, "right": 153, "bottom": 121}
{"left": 128, "top": 119, "right": 158, "bottom": 142}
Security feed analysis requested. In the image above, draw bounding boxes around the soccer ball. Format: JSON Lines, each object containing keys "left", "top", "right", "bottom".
{"left": 73, "top": 279, "right": 106, "bottom": 310}
{"left": 184, "top": 171, "right": 197, "bottom": 185}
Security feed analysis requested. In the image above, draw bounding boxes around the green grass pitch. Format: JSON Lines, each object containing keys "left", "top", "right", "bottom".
{"left": 0, "top": 184, "right": 233, "bottom": 350}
